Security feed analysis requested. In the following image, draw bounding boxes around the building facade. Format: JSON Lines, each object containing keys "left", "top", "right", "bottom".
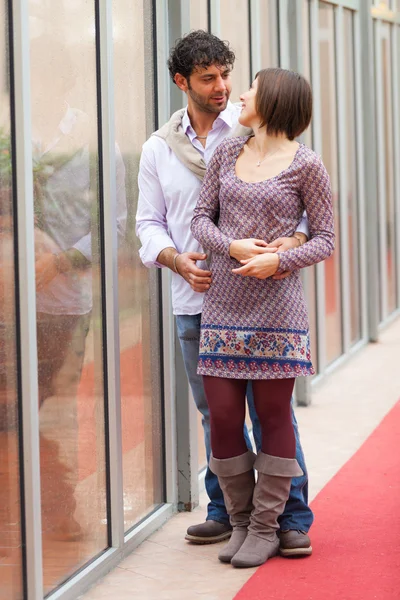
{"left": 0, "top": 1, "right": 399, "bottom": 598}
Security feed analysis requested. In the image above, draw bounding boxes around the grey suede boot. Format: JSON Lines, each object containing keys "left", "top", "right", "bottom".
{"left": 210, "top": 451, "right": 256, "bottom": 563}
{"left": 231, "top": 452, "right": 303, "bottom": 568}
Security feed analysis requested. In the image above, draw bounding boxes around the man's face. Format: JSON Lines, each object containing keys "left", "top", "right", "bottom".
{"left": 176, "top": 64, "right": 232, "bottom": 114}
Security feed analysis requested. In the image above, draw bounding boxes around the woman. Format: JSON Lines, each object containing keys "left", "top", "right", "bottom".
{"left": 190, "top": 68, "right": 334, "bottom": 568}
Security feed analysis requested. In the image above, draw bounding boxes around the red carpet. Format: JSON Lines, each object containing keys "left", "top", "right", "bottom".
{"left": 235, "top": 401, "right": 400, "bottom": 600}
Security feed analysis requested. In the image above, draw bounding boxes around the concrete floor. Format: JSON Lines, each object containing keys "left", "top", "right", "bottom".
{"left": 79, "top": 317, "right": 400, "bottom": 600}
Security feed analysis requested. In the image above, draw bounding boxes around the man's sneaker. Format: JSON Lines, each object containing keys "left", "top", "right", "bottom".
{"left": 279, "top": 529, "right": 312, "bottom": 557}
{"left": 185, "top": 520, "right": 232, "bottom": 544}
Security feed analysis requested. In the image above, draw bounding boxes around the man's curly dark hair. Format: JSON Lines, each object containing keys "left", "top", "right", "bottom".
{"left": 168, "top": 30, "right": 235, "bottom": 84}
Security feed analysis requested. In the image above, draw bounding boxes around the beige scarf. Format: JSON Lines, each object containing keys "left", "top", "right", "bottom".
{"left": 152, "top": 107, "right": 252, "bottom": 181}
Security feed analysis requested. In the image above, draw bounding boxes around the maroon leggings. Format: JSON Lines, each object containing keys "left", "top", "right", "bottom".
{"left": 203, "top": 376, "right": 296, "bottom": 460}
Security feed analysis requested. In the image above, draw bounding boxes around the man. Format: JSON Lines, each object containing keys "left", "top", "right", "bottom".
{"left": 136, "top": 30, "right": 313, "bottom": 556}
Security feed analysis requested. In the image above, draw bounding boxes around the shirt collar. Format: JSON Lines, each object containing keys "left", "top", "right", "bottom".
{"left": 182, "top": 101, "right": 238, "bottom": 140}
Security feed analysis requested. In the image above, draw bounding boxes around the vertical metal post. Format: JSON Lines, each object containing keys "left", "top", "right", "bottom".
{"left": 166, "top": 0, "right": 200, "bottom": 512}
{"left": 335, "top": 5, "right": 351, "bottom": 354}
{"left": 310, "top": 0, "right": 327, "bottom": 372}
{"left": 278, "top": 0, "right": 290, "bottom": 68}
{"left": 249, "top": 0, "right": 261, "bottom": 77}
{"left": 293, "top": 0, "right": 312, "bottom": 406}
{"left": 155, "top": 0, "right": 178, "bottom": 508}
{"left": 353, "top": 9, "right": 370, "bottom": 342}
{"left": 209, "top": 0, "right": 221, "bottom": 36}
{"left": 359, "top": 4, "right": 379, "bottom": 340}
{"left": 10, "top": 0, "right": 43, "bottom": 597}
{"left": 96, "top": 0, "right": 124, "bottom": 547}
{"left": 392, "top": 24, "right": 400, "bottom": 306}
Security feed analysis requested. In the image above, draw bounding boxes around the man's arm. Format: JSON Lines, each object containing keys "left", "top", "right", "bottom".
{"left": 136, "top": 143, "right": 178, "bottom": 267}
{"left": 136, "top": 141, "right": 211, "bottom": 293}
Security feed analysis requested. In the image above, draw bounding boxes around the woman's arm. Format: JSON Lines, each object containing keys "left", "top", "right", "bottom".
{"left": 190, "top": 144, "right": 234, "bottom": 256}
{"left": 276, "top": 155, "right": 335, "bottom": 273}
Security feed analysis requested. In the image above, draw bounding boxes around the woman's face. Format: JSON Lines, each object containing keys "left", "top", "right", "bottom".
{"left": 239, "top": 78, "right": 258, "bottom": 127}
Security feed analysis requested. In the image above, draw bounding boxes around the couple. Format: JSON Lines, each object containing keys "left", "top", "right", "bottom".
{"left": 136, "top": 31, "right": 334, "bottom": 568}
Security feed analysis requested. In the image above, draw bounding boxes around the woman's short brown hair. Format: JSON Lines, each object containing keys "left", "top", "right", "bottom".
{"left": 255, "top": 68, "right": 312, "bottom": 140}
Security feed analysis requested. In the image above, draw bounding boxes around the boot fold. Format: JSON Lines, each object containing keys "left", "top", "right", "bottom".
{"left": 254, "top": 452, "right": 303, "bottom": 478}
{"left": 210, "top": 450, "right": 256, "bottom": 477}
{"left": 209, "top": 451, "right": 256, "bottom": 563}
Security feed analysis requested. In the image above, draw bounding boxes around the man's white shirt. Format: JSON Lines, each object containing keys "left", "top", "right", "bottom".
{"left": 136, "top": 102, "right": 308, "bottom": 316}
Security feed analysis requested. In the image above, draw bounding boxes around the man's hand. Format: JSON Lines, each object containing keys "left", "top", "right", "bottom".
{"left": 175, "top": 252, "right": 212, "bottom": 293}
{"left": 266, "top": 233, "right": 308, "bottom": 280}
{"left": 232, "top": 253, "right": 280, "bottom": 279}
{"left": 35, "top": 253, "right": 59, "bottom": 291}
{"left": 229, "top": 238, "right": 274, "bottom": 262}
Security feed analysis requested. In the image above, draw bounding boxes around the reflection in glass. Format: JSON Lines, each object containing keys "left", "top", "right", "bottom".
{"left": 343, "top": 10, "right": 361, "bottom": 344}
{"left": 381, "top": 32, "right": 397, "bottom": 315}
{"left": 29, "top": 2, "right": 109, "bottom": 592}
{"left": 113, "top": 0, "right": 164, "bottom": 532}
{"left": 190, "top": 0, "right": 208, "bottom": 30}
{"left": 219, "top": 0, "right": 250, "bottom": 101}
{"left": 0, "top": 2, "right": 23, "bottom": 599}
{"left": 319, "top": 2, "right": 342, "bottom": 364}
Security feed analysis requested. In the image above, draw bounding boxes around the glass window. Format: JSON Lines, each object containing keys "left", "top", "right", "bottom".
{"left": 0, "top": 2, "right": 23, "bottom": 599}
{"left": 219, "top": 0, "right": 251, "bottom": 101}
{"left": 318, "top": 1, "right": 343, "bottom": 364}
{"left": 29, "top": 1, "right": 108, "bottom": 592}
{"left": 190, "top": 0, "right": 208, "bottom": 30}
{"left": 343, "top": 9, "right": 362, "bottom": 344}
{"left": 381, "top": 26, "right": 397, "bottom": 315}
{"left": 112, "top": 0, "right": 164, "bottom": 532}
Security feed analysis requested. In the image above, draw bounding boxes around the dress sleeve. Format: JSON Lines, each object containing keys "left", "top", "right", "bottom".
{"left": 277, "top": 155, "right": 335, "bottom": 273}
{"left": 190, "top": 143, "right": 234, "bottom": 256}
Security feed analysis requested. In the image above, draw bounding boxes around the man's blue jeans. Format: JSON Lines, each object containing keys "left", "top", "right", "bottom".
{"left": 176, "top": 313, "right": 314, "bottom": 531}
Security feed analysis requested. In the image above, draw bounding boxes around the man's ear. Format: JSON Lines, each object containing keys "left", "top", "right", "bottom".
{"left": 174, "top": 73, "right": 188, "bottom": 92}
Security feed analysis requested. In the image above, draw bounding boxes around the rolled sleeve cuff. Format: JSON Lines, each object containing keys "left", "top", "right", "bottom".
{"left": 295, "top": 218, "right": 309, "bottom": 239}
{"left": 139, "top": 233, "right": 176, "bottom": 268}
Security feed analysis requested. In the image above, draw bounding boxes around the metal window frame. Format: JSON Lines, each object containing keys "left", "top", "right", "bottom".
{"left": 335, "top": 5, "right": 351, "bottom": 354}
{"left": 353, "top": 9, "right": 369, "bottom": 344}
{"left": 10, "top": 0, "right": 43, "bottom": 598}
{"left": 309, "top": 0, "right": 327, "bottom": 374}
{"left": 392, "top": 25, "right": 400, "bottom": 307}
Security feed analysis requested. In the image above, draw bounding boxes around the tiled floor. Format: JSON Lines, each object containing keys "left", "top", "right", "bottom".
{"left": 80, "top": 317, "right": 400, "bottom": 600}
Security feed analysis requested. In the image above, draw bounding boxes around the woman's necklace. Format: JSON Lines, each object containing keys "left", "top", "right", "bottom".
{"left": 255, "top": 146, "right": 281, "bottom": 167}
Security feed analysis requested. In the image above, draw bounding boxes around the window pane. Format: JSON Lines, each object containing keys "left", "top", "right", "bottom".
{"left": 319, "top": 2, "right": 342, "bottom": 364}
{"left": 29, "top": 2, "right": 108, "bottom": 592}
{"left": 0, "top": 2, "right": 23, "bottom": 598}
{"left": 344, "top": 9, "right": 361, "bottom": 344}
{"left": 190, "top": 0, "right": 208, "bottom": 30}
{"left": 381, "top": 29, "right": 397, "bottom": 315}
{"left": 113, "top": 0, "right": 164, "bottom": 531}
{"left": 219, "top": 0, "right": 250, "bottom": 101}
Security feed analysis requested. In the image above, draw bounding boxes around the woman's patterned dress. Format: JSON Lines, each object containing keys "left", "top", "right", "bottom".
{"left": 190, "top": 136, "right": 335, "bottom": 380}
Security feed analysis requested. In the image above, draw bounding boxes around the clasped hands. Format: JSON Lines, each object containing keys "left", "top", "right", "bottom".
{"left": 230, "top": 237, "right": 291, "bottom": 280}
{"left": 176, "top": 235, "right": 303, "bottom": 292}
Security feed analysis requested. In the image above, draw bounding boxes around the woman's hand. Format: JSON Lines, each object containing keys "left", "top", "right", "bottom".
{"left": 229, "top": 238, "right": 275, "bottom": 262}
{"left": 232, "top": 253, "right": 280, "bottom": 279}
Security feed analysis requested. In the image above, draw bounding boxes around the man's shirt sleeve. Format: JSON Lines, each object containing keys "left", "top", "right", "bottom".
{"left": 296, "top": 211, "right": 309, "bottom": 239}
{"left": 136, "top": 141, "right": 176, "bottom": 268}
